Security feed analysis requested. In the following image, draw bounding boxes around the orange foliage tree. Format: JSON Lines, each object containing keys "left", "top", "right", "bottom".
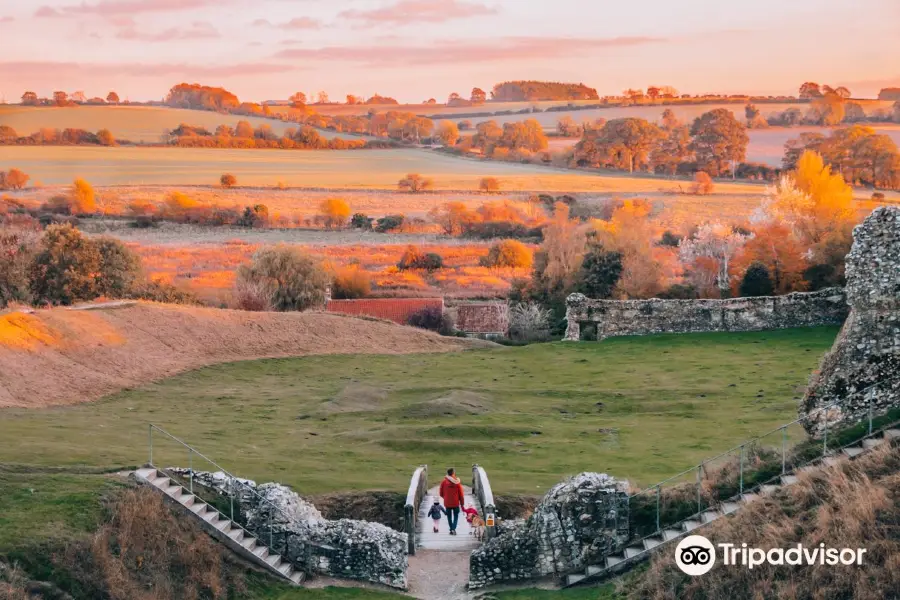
{"left": 480, "top": 240, "right": 533, "bottom": 269}
{"left": 731, "top": 222, "right": 808, "bottom": 295}
{"left": 319, "top": 198, "right": 351, "bottom": 229}
{"left": 592, "top": 199, "right": 665, "bottom": 297}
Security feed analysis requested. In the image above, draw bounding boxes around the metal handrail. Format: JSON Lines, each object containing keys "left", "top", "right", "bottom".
{"left": 472, "top": 464, "right": 498, "bottom": 540}
{"left": 404, "top": 465, "right": 428, "bottom": 555}
{"left": 148, "top": 424, "right": 300, "bottom": 551}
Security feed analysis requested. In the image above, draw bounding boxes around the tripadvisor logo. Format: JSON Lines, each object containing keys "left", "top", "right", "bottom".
{"left": 674, "top": 534, "right": 867, "bottom": 576}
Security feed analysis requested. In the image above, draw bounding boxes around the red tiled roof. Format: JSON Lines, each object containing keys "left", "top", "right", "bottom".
{"left": 456, "top": 303, "right": 509, "bottom": 334}
{"left": 326, "top": 298, "right": 444, "bottom": 325}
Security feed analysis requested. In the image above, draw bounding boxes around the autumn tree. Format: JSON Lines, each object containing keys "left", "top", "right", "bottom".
{"left": 471, "top": 87, "right": 487, "bottom": 105}
{"left": 691, "top": 171, "right": 715, "bottom": 195}
{"left": 689, "top": 109, "right": 749, "bottom": 177}
{"left": 499, "top": 119, "right": 548, "bottom": 152}
{"left": 290, "top": 92, "right": 307, "bottom": 106}
{"left": 679, "top": 222, "right": 748, "bottom": 298}
{"left": 220, "top": 173, "right": 237, "bottom": 188}
{"left": 591, "top": 199, "right": 664, "bottom": 297}
{"left": 397, "top": 245, "right": 443, "bottom": 271}
{"left": 29, "top": 224, "right": 102, "bottom": 305}
{"left": 429, "top": 201, "right": 477, "bottom": 236}
{"left": 235, "top": 245, "right": 329, "bottom": 311}
{"left": 21, "top": 91, "right": 39, "bottom": 106}
{"left": 480, "top": 239, "right": 533, "bottom": 269}
{"left": 557, "top": 116, "right": 583, "bottom": 137}
{"left": 575, "top": 118, "right": 662, "bottom": 173}
{"left": 331, "top": 266, "right": 371, "bottom": 299}
{"left": 0, "top": 168, "right": 29, "bottom": 190}
{"left": 479, "top": 177, "right": 501, "bottom": 193}
{"left": 660, "top": 109, "right": 681, "bottom": 131}
{"left": 473, "top": 120, "right": 503, "bottom": 152}
{"left": 532, "top": 203, "right": 587, "bottom": 299}
{"left": 71, "top": 178, "right": 97, "bottom": 214}
{"left": 106, "top": 91, "right": 120, "bottom": 104}
{"left": 235, "top": 120, "right": 254, "bottom": 138}
{"left": 319, "top": 197, "right": 351, "bottom": 228}
{"left": 799, "top": 82, "right": 822, "bottom": 99}
{"left": 53, "top": 91, "right": 68, "bottom": 107}
{"left": 97, "top": 129, "right": 115, "bottom": 146}
{"left": 435, "top": 120, "right": 460, "bottom": 146}
{"left": 316, "top": 91, "right": 329, "bottom": 104}
{"left": 398, "top": 173, "right": 433, "bottom": 193}
{"left": 810, "top": 93, "right": 845, "bottom": 126}
{"left": 0, "top": 227, "right": 38, "bottom": 307}
{"left": 731, "top": 222, "right": 808, "bottom": 294}
{"left": 651, "top": 126, "right": 691, "bottom": 175}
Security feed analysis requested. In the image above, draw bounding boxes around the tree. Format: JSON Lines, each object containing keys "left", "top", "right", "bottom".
{"left": 235, "top": 245, "right": 329, "bottom": 312}
{"left": 0, "top": 125, "right": 17, "bottom": 143}
{"left": 499, "top": 119, "right": 548, "bottom": 153}
{"left": 0, "top": 168, "right": 29, "bottom": 190}
{"left": 238, "top": 204, "right": 269, "bottom": 228}
{"left": 0, "top": 227, "right": 38, "bottom": 307}
{"left": 106, "top": 91, "right": 120, "bottom": 105}
{"left": 799, "top": 82, "right": 822, "bottom": 99}
{"left": 471, "top": 87, "right": 487, "bottom": 105}
{"left": 480, "top": 240, "right": 533, "bottom": 269}
{"left": 591, "top": 199, "right": 663, "bottom": 298}
{"left": 679, "top": 223, "right": 748, "bottom": 298}
{"left": 97, "top": 129, "right": 115, "bottom": 146}
{"left": 402, "top": 117, "right": 433, "bottom": 143}
{"left": 398, "top": 173, "right": 433, "bottom": 193}
{"left": 331, "top": 266, "right": 370, "bottom": 299}
{"left": 29, "top": 224, "right": 102, "bottom": 305}
{"left": 94, "top": 237, "right": 141, "bottom": 298}
{"left": 647, "top": 86, "right": 661, "bottom": 100}
{"left": 854, "top": 134, "right": 900, "bottom": 189}
{"left": 290, "top": 92, "right": 307, "bottom": 105}
{"left": 448, "top": 92, "right": 461, "bottom": 104}
{"left": 732, "top": 222, "right": 807, "bottom": 294}
{"left": 576, "top": 243, "right": 623, "bottom": 298}
{"left": 810, "top": 93, "right": 845, "bottom": 126}
{"left": 473, "top": 120, "right": 503, "bottom": 151}
{"left": 834, "top": 86, "right": 851, "bottom": 99}
{"left": 316, "top": 91, "right": 329, "bottom": 104}
{"left": 235, "top": 120, "right": 255, "bottom": 138}
{"left": 739, "top": 262, "right": 775, "bottom": 297}
{"left": 689, "top": 109, "right": 748, "bottom": 177}
{"left": 350, "top": 213, "right": 373, "bottom": 230}
{"left": 479, "top": 177, "right": 501, "bottom": 193}
{"left": 71, "top": 178, "right": 97, "bottom": 214}
{"left": 429, "top": 201, "right": 477, "bottom": 236}
{"left": 319, "top": 197, "right": 351, "bottom": 228}
{"left": 397, "top": 245, "right": 443, "bottom": 271}
{"left": 533, "top": 203, "right": 587, "bottom": 296}
{"left": 508, "top": 302, "right": 551, "bottom": 341}
{"left": 575, "top": 118, "right": 662, "bottom": 172}
{"left": 691, "top": 171, "right": 715, "bottom": 195}
{"left": 53, "top": 91, "right": 69, "bottom": 106}
{"left": 650, "top": 126, "right": 691, "bottom": 175}
{"left": 557, "top": 116, "right": 583, "bottom": 137}
{"left": 346, "top": 94, "right": 359, "bottom": 105}
{"left": 22, "top": 91, "right": 39, "bottom": 106}
{"left": 220, "top": 173, "right": 237, "bottom": 188}
{"left": 660, "top": 109, "right": 681, "bottom": 131}
{"left": 435, "top": 120, "right": 460, "bottom": 146}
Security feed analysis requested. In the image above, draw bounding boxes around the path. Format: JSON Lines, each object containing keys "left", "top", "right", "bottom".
{"left": 417, "top": 484, "right": 482, "bottom": 551}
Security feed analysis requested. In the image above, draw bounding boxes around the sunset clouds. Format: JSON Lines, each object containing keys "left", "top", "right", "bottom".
{"left": 339, "top": 0, "right": 497, "bottom": 26}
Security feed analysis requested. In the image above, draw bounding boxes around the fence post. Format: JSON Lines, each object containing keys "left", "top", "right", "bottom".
{"left": 188, "top": 448, "right": 193, "bottom": 494}
{"left": 148, "top": 424, "right": 153, "bottom": 465}
{"left": 739, "top": 445, "right": 744, "bottom": 496}
{"left": 655, "top": 485, "right": 661, "bottom": 533}
{"left": 868, "top": 398, "right": 873, "bottom": 436}
{"left": 781, "top": 426, "right": 786, "bottom": 475}
{"left": 823, "top": 410, "right": 828, "bottom": 456}
{"left": 696, "top": 463, "right": 702, "bottom": 514}
{"left": 230, "top": 486, "right": 235, "bottom": 522}
{"left": 269, "top": 510, "right": 273, "bottom": 548}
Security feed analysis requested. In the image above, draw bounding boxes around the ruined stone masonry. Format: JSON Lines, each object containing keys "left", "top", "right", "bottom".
{"left": 565, "top": 288, "right": 848, "bottom": 341}
{"left": 801, "top": 206, "right": 900, "bottom": 435}
{"left": 468, "top": 473, "right": 629, "bottom": 589}
{"left": 177, "top": 470, "right": 408, "bottom": 589}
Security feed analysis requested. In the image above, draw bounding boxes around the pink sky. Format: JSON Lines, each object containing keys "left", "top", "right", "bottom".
{"left": 0, "top": 0, "right": 897, "bottom": 104}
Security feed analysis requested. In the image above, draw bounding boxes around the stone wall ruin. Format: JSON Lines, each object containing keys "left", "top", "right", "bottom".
{"left": 565, "top": 288, "right": 848, "bottom": 341}
{"left": 801, "top": 206, "right": 900, "bottom": 435}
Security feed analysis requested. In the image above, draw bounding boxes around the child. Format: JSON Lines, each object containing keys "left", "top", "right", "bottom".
{"left": 427, "top": 500, "right": 446, "bottom": 533}
{"left": 462, "top": 504, "right": 479, "bottom": 524}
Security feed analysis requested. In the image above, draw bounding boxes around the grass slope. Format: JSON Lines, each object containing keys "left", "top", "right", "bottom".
{"left": 0, "top": 328, "right": 837, "bottom": 495}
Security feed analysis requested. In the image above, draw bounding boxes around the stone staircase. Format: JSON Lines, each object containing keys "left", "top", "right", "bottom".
{"left": 565, "top": 428, "right": 900, "bottom": 588}
{"left": 134, "top": 467, "right": 304, "bottom": 585}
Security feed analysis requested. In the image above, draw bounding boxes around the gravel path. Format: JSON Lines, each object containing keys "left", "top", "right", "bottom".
{"left": 407, "top": 550, "right": 474, "bottom": 600}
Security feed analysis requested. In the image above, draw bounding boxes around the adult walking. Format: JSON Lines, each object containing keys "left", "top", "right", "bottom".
{"left": 438, "top": 467, "right": 465, "bottom": 535}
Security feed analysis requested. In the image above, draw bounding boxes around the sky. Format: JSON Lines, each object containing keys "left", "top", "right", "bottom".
{"left": 0, "top": 0, "right": 898, "bottom": 104}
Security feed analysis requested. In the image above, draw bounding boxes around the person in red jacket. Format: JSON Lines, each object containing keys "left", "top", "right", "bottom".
{"left": 439, "top": 467, "right": 465, "bottom": 535}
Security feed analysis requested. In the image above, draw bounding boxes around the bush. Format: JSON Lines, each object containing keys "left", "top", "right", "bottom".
{"left": 463, "top": 221, "right": 540, "bottom": 240}
{"left": 397, "top": 245, "right": 443, "bottom": 271}
{"left": 407, "top": 306, "right": 453, "bottom": 334}
{"left": 872, "top": 192, "right": 885, "bottom": 201}
{"left": 375, "top": 214, "right": 405, "bottom": 233}
{"left": 508, "top": 302, "right": 551, "bottom": 342}
{"left": 235, "top": 245, "right": 329, "bottom": 311}
{"left": 398, "top": 173, "right": 433, "bottom": 193}
{"left": 577, "top": 244, "right": 623, "bottom": 299}
{"left": 331, "top": 266, "right": 371, "bottom": 299}
{"left": 94, "top": 237, "right": 141, "bottom": 298}
{"left": 29, "top": 224, "right": 102, "bottom": 305}
{"left": 480, "top": 240, "right": 533, "bottom": 269}
{"left": 659, "top": 230, "right": 683, "bottom": 247}
{"left": 71, "top": 178, "right": 97, "bottom": 214}
{"left": 97, "top": 129, "right": 115, "bottom": 146}
{"left": 690, "top": 171, "right": 715, "bottom": 195}
{"left": 739, "top": 261, "right": 775, "bottom": 297}
{"left": 350, "top": 213, "right": 373, "bottom": 230}
{"left": 0, "top": 168, "right": 30, "bottom": 191}
{"left": 41, "top": 195, "right": 73, "bottom": 215}
{"left": 319, "top": 197, "right": 351, "bottom": 229}
{"left": 479, "top": 177, "right": 501, "bottom": 193}
{"left": 237, "top": 204, "right": 269, "bottom": 228}
{"left": 0, "top": 226, "right": 38, "bottom": 307}
{"left": 126, "top": 279, "right": 198, "bottom": 304}
{"left": 220, "top": 173, "right": 237, "bottom": 188}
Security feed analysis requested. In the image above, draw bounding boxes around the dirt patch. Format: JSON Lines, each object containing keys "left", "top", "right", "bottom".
{"left": 0, "top": 302, "right": 484, "bottom": 409}
{"left": 494, "top": 494, "right": 541, "bottom": 520}
{"left": 324, "top": 384, "right": 390, "bottom": 413}
{"left": 413, "top": 390, "right": 492, "bottom": 418}
{"left": 308, "top": 491, "right": 407, "bottom": 532}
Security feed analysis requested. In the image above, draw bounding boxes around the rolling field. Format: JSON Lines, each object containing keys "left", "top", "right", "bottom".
{"left": 0, "top": 327, "right": 838, "bottom": 495}
{"left": 0, "top": 105, "right": 358, "bottom": 143}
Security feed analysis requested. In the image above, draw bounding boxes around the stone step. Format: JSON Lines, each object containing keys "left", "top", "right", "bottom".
{"left": 253, "top": 545, "right": 269, "bottom": 560}
{"left": 884, "top": 429, "right": 900, "bottom": 440}
{"left": 781, "top": 475, "right": 798, "bottom": 485}
{"left": 266, "top": 554, "right": 282, "bottom": 570}
{"left": 721, "top": 502, "right": 740, "bottom": 514}
{"left": 740, "top": 493, "right": 759, "bottom": 504}
{"left": 843, "top": 446, "right": 865, "bottom": 458}
{"left": 289, "top": 571, "right": 305, "bottom": 584}
{"left": 682, "top": 520, "right": 701, "bottom": 532}
{"left": 135, "top": 467, "right": 158, "bottom": 482}
{"left": 228, "top": 527, "right": 244, "bottom": 543}
{"left": 823, "top": 456, "right": 842, "bottom": 467}
{"left": 278, "top": 563, "right": 292, "bottom": 577}
{"left": 190, "top": 502, "right": 207, "bottom": 515}
{"left": 623, "top": 546, "right": 644, "bottom": 559}
{"left": 761, "top": 484, "right": 780, "bottom": 495}
{"left": 586, "top": 565, "right": 604, "bottom": 576}
{"left": 642, "top": 537, "right": 663, "bottom": 551}
{"left": 215, "top": 520, "right": 231, "bottom": 534}
{"left": 566, "top": 573, "right": 586, "bottom": 586}
{"left": 605, "top": 554, "right": 625, "bottom": 568}
{"left": 163, "top": 484, "right": 182, "bottom": 497}
{"left": 662, "top": 529, "right": 683, "bottom": 541}
{"left": 700, "top": 510, "right": 720, "bottom": 524}
{"left": 178, "top": 494, "right": 195, "bottom": 508}
{"left": 863, "top": 438, "right": 884, "bottom": 449}
{"left": 202, "top": 511, "right": 219, "bottom": 524}
{"left": 242, "top": 536, "right": 257, "bottom": 551}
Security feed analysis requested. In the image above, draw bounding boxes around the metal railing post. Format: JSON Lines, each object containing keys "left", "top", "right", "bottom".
{"left": 823, "top": 410, "right": 828, "bottom": 456}
{"left": 148, "top": 424, "right": 153, "bottom": 465}
{"left": 739, "top": 445, "right": 744, "bottom": 496}
{"left": 781, "top": 426, "right": 787, "bottom": 474}
{"left": 868, "top": 398, "right": 873, "bottom": 436}
{"left": 188, "top": 448, "right": 193, "bottom": 494}
{"left": 230, "top": 485, "right": 235, "bottom": 522}
{"left": 696, "top": 464, "right": 702, "bottom": 514}
{"left": 655, "top": 485, "right": 661, "bottom": 533}
{"left": 269, "top": 511, "right": 273, "bottom": 548}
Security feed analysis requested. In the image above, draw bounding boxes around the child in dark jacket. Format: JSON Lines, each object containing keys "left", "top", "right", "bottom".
{"left": 427, "top": 501, "right": 446, "bottom": 533}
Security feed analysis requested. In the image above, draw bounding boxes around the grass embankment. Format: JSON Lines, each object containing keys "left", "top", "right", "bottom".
{"left": 0, "top": 328, "right": 837, "bottom": 495}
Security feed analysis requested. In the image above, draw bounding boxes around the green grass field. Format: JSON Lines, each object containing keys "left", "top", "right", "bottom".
{"left": 0, "top": 328, "right": 837, "bottom": 495}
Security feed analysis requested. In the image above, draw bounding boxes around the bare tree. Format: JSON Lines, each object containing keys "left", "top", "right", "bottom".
{"left": 679, "top": 223, "right": 748, "bottom": 298}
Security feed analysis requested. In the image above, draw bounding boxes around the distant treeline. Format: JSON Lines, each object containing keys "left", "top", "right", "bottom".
{"left": 166, "top": 122, "right": 394, "bottom": 150}
{"left": 878, "top": 88, "right": 900, "bottom": 101}
{"left": 0, "top": 125, "right": 119, "bottom": 146}
{"left": 491, "top": 81, "right": 599, "bottom": 102}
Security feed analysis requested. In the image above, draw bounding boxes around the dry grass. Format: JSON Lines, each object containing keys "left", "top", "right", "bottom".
{"left": 631, "top": 442, "right": 900, "bottom": 600}
{"left": 0, "top": 301, "right": 484, "bottom": 408}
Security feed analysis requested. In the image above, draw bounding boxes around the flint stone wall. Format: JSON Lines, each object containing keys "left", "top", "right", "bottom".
{"left": 468, "top": 473, "right": 629, "bottom": 589}
{"left": 564, "top": 288, "right": 848, "bottom": 341}
{"left": 801, "top": 207, "right": 900, "bottom": 435}
{"left": 177, "top": 470, "right": 408, "bottom": 589}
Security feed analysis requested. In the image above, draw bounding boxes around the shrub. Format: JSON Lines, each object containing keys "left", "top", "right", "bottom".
{"left": 463, "top": 221, "right": 540, "bottom": 240}
{"left": 319, "top": 197, "right": 351, "bottom": 229}
{"left": 237, "top": 204, "right": 269, "bottom": 228}
{"left": 0, "top": 226, "right": 39, "bottom": 307}
{"left": 331, "top": 266, "right": 371, "bottom": 299}
{"left": 508, "top": 302, "right": 551, "bottom": 342}
{"left": 739, "top": 261, "right": 775, "bottom": 297}
{"left": 659, "top": 230, "right": 683, "bottom": 247}
{"left": 350, "top": 213, "right": 373, "bottom": 230}
{"left": 126, "top": 279, "right": 198, "bottom": 304}
{"left": 235, "top": 245, "right": 329, "bottom": 311}
{"left": 94, "top": 237, "right": 141, "bottom": 298}
{"left": 872, "top": 192, "right": 885, "bottom": 201}
{"left": 220, "top": 173, "right": 237, "bottom": 188}
{"left": 0, "top": 168, "right": 30, "bottom": 191}
{"left": 657, "top": 283, "right": 699, "bottom": 299}
{"left": 407, "top": 306, "right": 453, "bottom": 334}
{"left": 577, "top": 244, "right": 623, "bottom": 299}
{"left": 398, "top": 173, "right": 433, "bottom": 193}
{"left": 71, "top": 178, "right": 97, "bottom": 214}
{"left": 97, "top": 129, "right": 115, "bottom": 146}
{"left": 397, "top": 245, "right": 443, "bottom": 271}
{"left": 42, "top": 195, "right": 73, "bottom": 215}
{"left": 480, "top": 239, "right": 533, "bottom": 269}
{"left": 29, "top": 224, "right": 102, "bottom": 305}
{"left": 479, "top": 177, "right": 501, "bottom": 193}
{"left": 375, "top": 214, "right": 405, "bottom": 233}
{"left": 690, "top": 171, "right": 715, "bottom": 195}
